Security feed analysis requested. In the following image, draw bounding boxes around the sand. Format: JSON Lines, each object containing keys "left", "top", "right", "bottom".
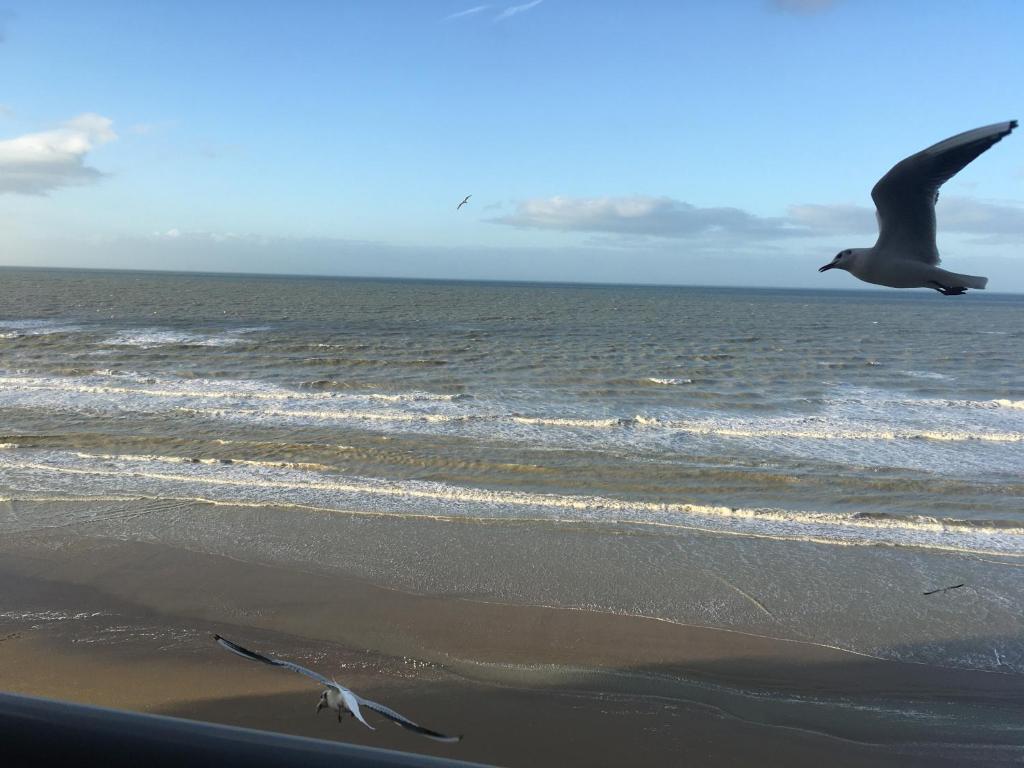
{"left": 1, "top": 533, "right": 1022, "bottom": 767}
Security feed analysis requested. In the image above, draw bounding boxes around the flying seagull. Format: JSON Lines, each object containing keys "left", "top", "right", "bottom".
{"left": 214, "top": 635, "right": 462, "bottom": 743}
{"left": 819, "top": 120, "right": 1017, "bottom": 295}
{"left": 923, "top": 583, "right": 965, "bottom": 596}
{"left": 457, "top": 195, "right": 471, "bottom": 210}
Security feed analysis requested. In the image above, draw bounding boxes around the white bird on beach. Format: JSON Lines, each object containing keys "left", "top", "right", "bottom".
{"left": 214, "top": 635, "right": 462, "bottom": 743}
{"left": 819, "top": 120, "right": 1017, "bottom": 295}
{"left": 457, "top": 194, "right": 471, "bottom": 210}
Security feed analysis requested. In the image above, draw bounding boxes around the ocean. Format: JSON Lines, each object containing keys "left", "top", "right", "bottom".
{"left": 2, "top": 267, "right": 1023, "bottom": 672}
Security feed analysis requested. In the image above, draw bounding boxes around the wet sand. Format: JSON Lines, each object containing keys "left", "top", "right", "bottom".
{"left": 1, "top": 534, "right": 1022, "bottom": 767}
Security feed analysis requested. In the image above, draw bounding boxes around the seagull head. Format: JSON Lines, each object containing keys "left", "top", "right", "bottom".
{"left": 819, "top": 249, "right": 854, "bottom": 272}
{"left": 316, "top": 690, "right": 329, "bottom": 713}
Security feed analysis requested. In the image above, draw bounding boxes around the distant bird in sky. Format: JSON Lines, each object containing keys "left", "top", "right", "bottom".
{"left": 819, "top": 120, "right": 1017, "bottom": 295}
{"left": 214, "top": 635, "right": 462, "bottom": 743}
{"left": 923, "top": 583, "right": 965, "bottom": 596}
{"left": 457, "top": 195, "right": 471, "bottom": 210}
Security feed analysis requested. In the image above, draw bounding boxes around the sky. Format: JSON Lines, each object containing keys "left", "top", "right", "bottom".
{"left": 1, "top": 0, "right": 1023, "bottom": 290}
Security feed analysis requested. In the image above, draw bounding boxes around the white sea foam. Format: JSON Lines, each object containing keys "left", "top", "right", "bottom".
{"left": 76, "top": 451, "right": 335, "bottom": 473}
{"left": 992, "top": 399, "right": 1024, "bottom": 411}
{"left": 181, "top": 406, "right": 468, "bottom": 424}
{"left": 0, "top": 610, "right": 109, "bottom": 622}
{"left": 899, "top": 370, "right": 953, "bottom": 381}
{"left": 178, "top": 405, "right": 1023, "bottom": 444}
{"left": 103, "top": 328, "right": 248, "bottom": 348}
{"left": 902, "top": 397, "right": 1024, "bottom": 412}
{"left": 0, "top": 319, "right": 83, "bottom": 337}
{"left": 826, "top": 389, "right": 1024, "bottom": 413}
{"left": 0, "top": 373, "right": 456, "bottom": 406}
{"left": 2, "top": 447, "right": 1023, "bottom": 555}
{"left": 646, "top": 377, "right": 693, "bottom": 386}
{"left": 1, "top": 373, "right": 1022, "bottom": 475}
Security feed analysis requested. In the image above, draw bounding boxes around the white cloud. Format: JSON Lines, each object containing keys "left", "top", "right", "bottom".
{"left": 788, "top": 197, "right": 1024, "bottom": 236}
{"left": 446, "top": 5, "right": 489, "bottom": 20}
{"left": 0, "top": 113, "right": 117, "bottom": 195}
{"left": 496, "top": 0, "right": 543, "bottom": 22}
{"left": 940, "top": 196, "right": 1024, "bottom": 233}
{"left": 490, "top": 195, "right": 801, "bottom": 239}
{"left": 491, "top": 193, "right": 1024, "bottom": 246}
{"left": 150, "top": 229, "right": 252, "bottom": 244}
{"left": 787, "top": 203, "right": 875, "bottom": 233}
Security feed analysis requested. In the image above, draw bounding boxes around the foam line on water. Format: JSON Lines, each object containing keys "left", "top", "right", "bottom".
{"left": 1, "top": 373, "right": 1022, "bottom": 477}
{"left": 2, "top": 448, "right": 1022, "bottom": 555}
{"left": 0, "top": 374, "right": 459, "bottom": 404}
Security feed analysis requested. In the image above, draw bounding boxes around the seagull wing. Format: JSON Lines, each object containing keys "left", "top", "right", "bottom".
{"left": 871, "top": 120, "right": 1017, "bottom": 265}
{"left": 356, "top": 695, "right": 462, "bottom": 742}
{"left": 214, "top": 634, "right": 340, "bottom": 691}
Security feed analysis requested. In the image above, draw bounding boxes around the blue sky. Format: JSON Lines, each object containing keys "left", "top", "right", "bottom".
{"left": 1, "top": 0, "right": 1022, "bottom": 289}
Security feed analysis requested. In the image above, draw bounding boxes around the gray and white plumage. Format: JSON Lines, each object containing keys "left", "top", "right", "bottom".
{"left": 819, "top": 120, "right": 1017, "bottom": 294}
{"left": 214, "top": 635, "right": 462, "bottom": 743}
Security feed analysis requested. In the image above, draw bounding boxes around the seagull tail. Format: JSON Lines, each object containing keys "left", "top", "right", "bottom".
{"left": 936, "top": 267, "right": 988, "bottom": 290}
{"left": 954, "top": 273, "right": 988, "bottom": 290}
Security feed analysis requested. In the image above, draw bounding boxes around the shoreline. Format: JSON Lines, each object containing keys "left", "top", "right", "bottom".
{"left": 2, "top": 533, "right": 1023, "bottom": 766}
{"left": 5, "top": 493, "right": 1022, "bottom": 674}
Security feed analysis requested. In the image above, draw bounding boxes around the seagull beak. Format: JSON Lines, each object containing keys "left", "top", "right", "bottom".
{"left": 316, "top": 700, "right": 325, "bottom": 714}
{"left": 818, "top": 261, "right": 836, "bottom": 272}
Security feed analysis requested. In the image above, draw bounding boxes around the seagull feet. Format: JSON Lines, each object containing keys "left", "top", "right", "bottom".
{"left": 928, "top": 281, "right": 968, "bottom": 296}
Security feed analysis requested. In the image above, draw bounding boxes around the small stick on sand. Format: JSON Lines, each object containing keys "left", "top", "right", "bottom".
{"left": 923, "top": 583, "right": 965, "bottom": 596}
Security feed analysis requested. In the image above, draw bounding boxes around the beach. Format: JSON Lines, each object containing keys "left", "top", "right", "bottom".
{"left": 2, "top": 270, "right": 1024, "bottom": 765}
{"left": 3, "top": 532, "right": 1023, "bottom": 767}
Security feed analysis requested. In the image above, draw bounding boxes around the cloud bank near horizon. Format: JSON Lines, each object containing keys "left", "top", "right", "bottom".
{"left": 489, "top": 194, "right": 1024, "bottom": 242}
{"left": 9, "top": 227, "right": 1021, "bottom": 292}
{"left": 490, "top": 195, "right": 801, "bottom": 239}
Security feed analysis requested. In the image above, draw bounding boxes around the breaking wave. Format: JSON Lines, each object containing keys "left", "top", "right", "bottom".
{"left": 1, "top": 447, "right": 1022, "bottom": 555}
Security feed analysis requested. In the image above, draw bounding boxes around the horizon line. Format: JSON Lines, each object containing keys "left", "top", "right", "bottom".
{"left": 0, "top": 263, "right": 1020, "bottom": 296}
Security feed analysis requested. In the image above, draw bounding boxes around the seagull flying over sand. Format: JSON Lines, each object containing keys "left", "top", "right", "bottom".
{"left": 819, "top": 120, "right": 1017, "bottom": 295}
{"left": 457, "top": 195, "right": 471, "bottom": 210}
{"left": 214, "top": 635, "right": 462, "bottom": 743}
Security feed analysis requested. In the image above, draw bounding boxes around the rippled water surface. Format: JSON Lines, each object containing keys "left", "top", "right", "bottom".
{"left": 2, "top": 268, "right": 1023, "bottom": 670}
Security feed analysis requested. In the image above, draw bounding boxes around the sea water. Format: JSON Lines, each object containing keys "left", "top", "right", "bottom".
{"left": 1, "top": 267, "right": 1022, "bottom": 671}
